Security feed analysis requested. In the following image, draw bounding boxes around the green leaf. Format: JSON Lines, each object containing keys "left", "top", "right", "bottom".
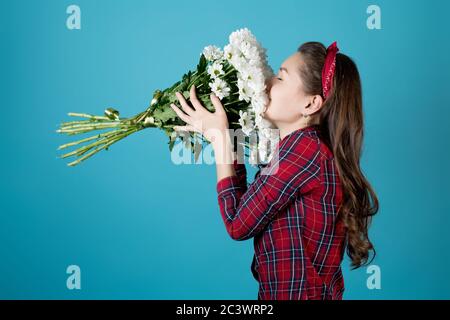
{"left": 168, "top": 93, "right": 178, "bottom": 104}
{"left": 168, "top": 137, "right": 175, "bottom": 152}
{"left": 152, "top": 105, "right": 177, "bottom": 123}
{"left": 194, "top": 139, "right": 201, "bottom": 163}
{"left": 181, "top": 70, "right": 194, "bottom": 91}
{"left": 196, "top": 54, "right": 207, "bottom": 74}
{"left": 200, "top": 96, "right": 215, "bottom": 112}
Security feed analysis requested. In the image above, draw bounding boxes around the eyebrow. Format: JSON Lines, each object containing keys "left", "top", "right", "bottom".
{"left": 279, "top": 67, "right": 289, "bottom": 74}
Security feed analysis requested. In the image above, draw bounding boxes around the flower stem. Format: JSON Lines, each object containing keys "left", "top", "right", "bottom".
{"left": 57, "top": 130, "right": 126, "bottom": 150}
{"left": 68, "top": 113, "right": 110, "bottom": 120}
{"left": 57, "top": 124, "right": 126, "bottom": 135}
{"left": 66, "top": 128, "right": 138, "bottom": 166}
{"left": 60, "top": 128, "right": 131, "bottom": 159}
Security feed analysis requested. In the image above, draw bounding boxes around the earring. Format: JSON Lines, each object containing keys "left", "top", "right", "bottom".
{"left": 302, "top": 113, "right": 309, "bottom": 125}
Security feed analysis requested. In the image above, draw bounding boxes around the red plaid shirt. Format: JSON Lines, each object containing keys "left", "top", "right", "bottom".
{"left": 216, "top": 125, "right": 346, "bottom": 300}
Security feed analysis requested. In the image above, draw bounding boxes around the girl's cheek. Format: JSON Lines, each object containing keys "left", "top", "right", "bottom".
{"left": 271, "top": 86, "right": 282, "bottom": 100}
{"left": 273, "top": 89, "right": 285, "bottom": 104}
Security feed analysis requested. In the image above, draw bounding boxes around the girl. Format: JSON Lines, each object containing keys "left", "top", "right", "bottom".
{"left": 170, "top": 41, "right": 379, "bottom": 300}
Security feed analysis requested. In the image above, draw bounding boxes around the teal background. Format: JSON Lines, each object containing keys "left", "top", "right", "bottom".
{"left": 1, "top": 0, "right": 449, "bottom": 299}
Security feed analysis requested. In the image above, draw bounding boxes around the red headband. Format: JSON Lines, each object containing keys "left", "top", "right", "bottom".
{"left": 322, "top": 41, "right": 339, "bottom": 99}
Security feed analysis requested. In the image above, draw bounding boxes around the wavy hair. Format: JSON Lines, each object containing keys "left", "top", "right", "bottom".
{"left": 297, "top": 42, "right": 379, "bottom": 269}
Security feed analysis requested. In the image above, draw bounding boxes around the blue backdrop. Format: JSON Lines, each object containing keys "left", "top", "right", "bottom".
{"left": 1, "top": 0, "right": 449, "bottom": 299}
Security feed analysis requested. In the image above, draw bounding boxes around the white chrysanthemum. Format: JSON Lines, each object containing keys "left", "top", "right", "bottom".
{"left": 207, "top": 61, "right": 225, "bottom": 79}
{"left": 251, "top": 95, "right": 268, "bottom": 114}
{"left": 238, "top": 110, "right": 254, "bottom": 136}
{"left": 248, "top": 68, "right": 265, "bottom": 85}
{"left": 208, "top": 78, "right": 230, "bottom": 100}
{"left": 258, "top": 135, "right": 272, "bottom": 163}
{"left": 240, "top": 41, "right": 259, "bottom": 62}
{"left": 254, "top": 114, "right": 272, "bottom": 134}
{"left": 260, "top": 127, "right": 273, "bottom": 140}
{"left": 227, "top": 29, "right": 277, "bottom": 163}
{"left": 237, "top": 77, "right": 253, "bottom": 102}
{"left": 223, "top": 44, "right": 234, "bottom": 61}
{"left": 229, "top": 28, "right": 258, "bottom": 47}
{"left": 258, "top": 135, "right": 269, "bottom": 153}
{"left": 202, "top": 45, "right": 223, "bottom": 61}
{"left": 204, "top": 28, "right": 278, "bottom": 165}
{"left": 224, "top": 44, "right": 247, "bottom": 69}
{"left": 249, "top": 145, "right": 259, "bottom": 165}
{"left": 239, "top": 65, "right": 258, "bottom": 81}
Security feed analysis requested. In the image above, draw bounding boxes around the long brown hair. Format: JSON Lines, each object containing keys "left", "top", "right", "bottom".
{"left": 297, "top": 42, "right": 379, "bottom": 269}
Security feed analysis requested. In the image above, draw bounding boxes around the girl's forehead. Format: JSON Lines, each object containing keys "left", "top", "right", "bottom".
{"left": 284, "top": 52, "right": 302, "bottom": 66}
{"left": 282, "top": 54, "right": 304, "bottom": 82}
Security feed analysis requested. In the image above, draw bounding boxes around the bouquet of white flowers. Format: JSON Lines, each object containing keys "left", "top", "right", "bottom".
{"left": 57, "top": 28, "right": 277, "bottom": 166}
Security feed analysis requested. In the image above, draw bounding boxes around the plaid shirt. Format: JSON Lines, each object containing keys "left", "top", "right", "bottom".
{"left": 216, "top": 125, "right": 346, "bottom": 300}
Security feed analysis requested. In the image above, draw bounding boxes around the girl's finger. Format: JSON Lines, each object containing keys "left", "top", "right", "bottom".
{"left": 175, "top": 92, "right": 195, "bottom": 115}
{"left": 189, "top": 85, "right": 207, "bottom": 112}
{"left": 210, "top": 93, "right": 226, "bottom": 114}
{"left": 170, "top": 104, "right": 192, "bottom": 125}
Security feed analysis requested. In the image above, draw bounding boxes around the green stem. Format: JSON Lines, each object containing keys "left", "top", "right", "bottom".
{"left": 57, "top": 130, "right": 127, "bottom": 150}
{"left": 67, "top": 128, "right": 138, "bottom": 166}
{"left": 60, "top": 121, "right": 122, "bottom": 130}
{"left": 57, "top": 124, "right": 128, "bottom": 135}
{"left": 60, "top": 128, "right": 130, "bottom": 158}
{"left": 222, "top": 68, "right": 235, "bottom": 78}
{"left": 60, "top": 120, "right": 102, "bottom": 126}
{"left": 68, "top": 113, "right": 110, "bottom": 120}
{"left": 224, "top": 99, "right": 242, "bottom": 107}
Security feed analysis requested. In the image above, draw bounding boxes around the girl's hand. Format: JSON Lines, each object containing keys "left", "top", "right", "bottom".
{"left": 170, "top": 85, "right": 229, "bottom": 144}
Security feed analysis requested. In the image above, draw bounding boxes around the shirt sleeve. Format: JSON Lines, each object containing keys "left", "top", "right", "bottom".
{"left": 233, "top": 157, "right": 248, "bottom": 191}
{"left": 216, "top": 131, "right": 322, "bottom": 241}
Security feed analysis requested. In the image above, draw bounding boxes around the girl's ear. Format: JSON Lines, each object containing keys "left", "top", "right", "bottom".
{"left": 307, "top": 94, "right": 324, "bottom": 114}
